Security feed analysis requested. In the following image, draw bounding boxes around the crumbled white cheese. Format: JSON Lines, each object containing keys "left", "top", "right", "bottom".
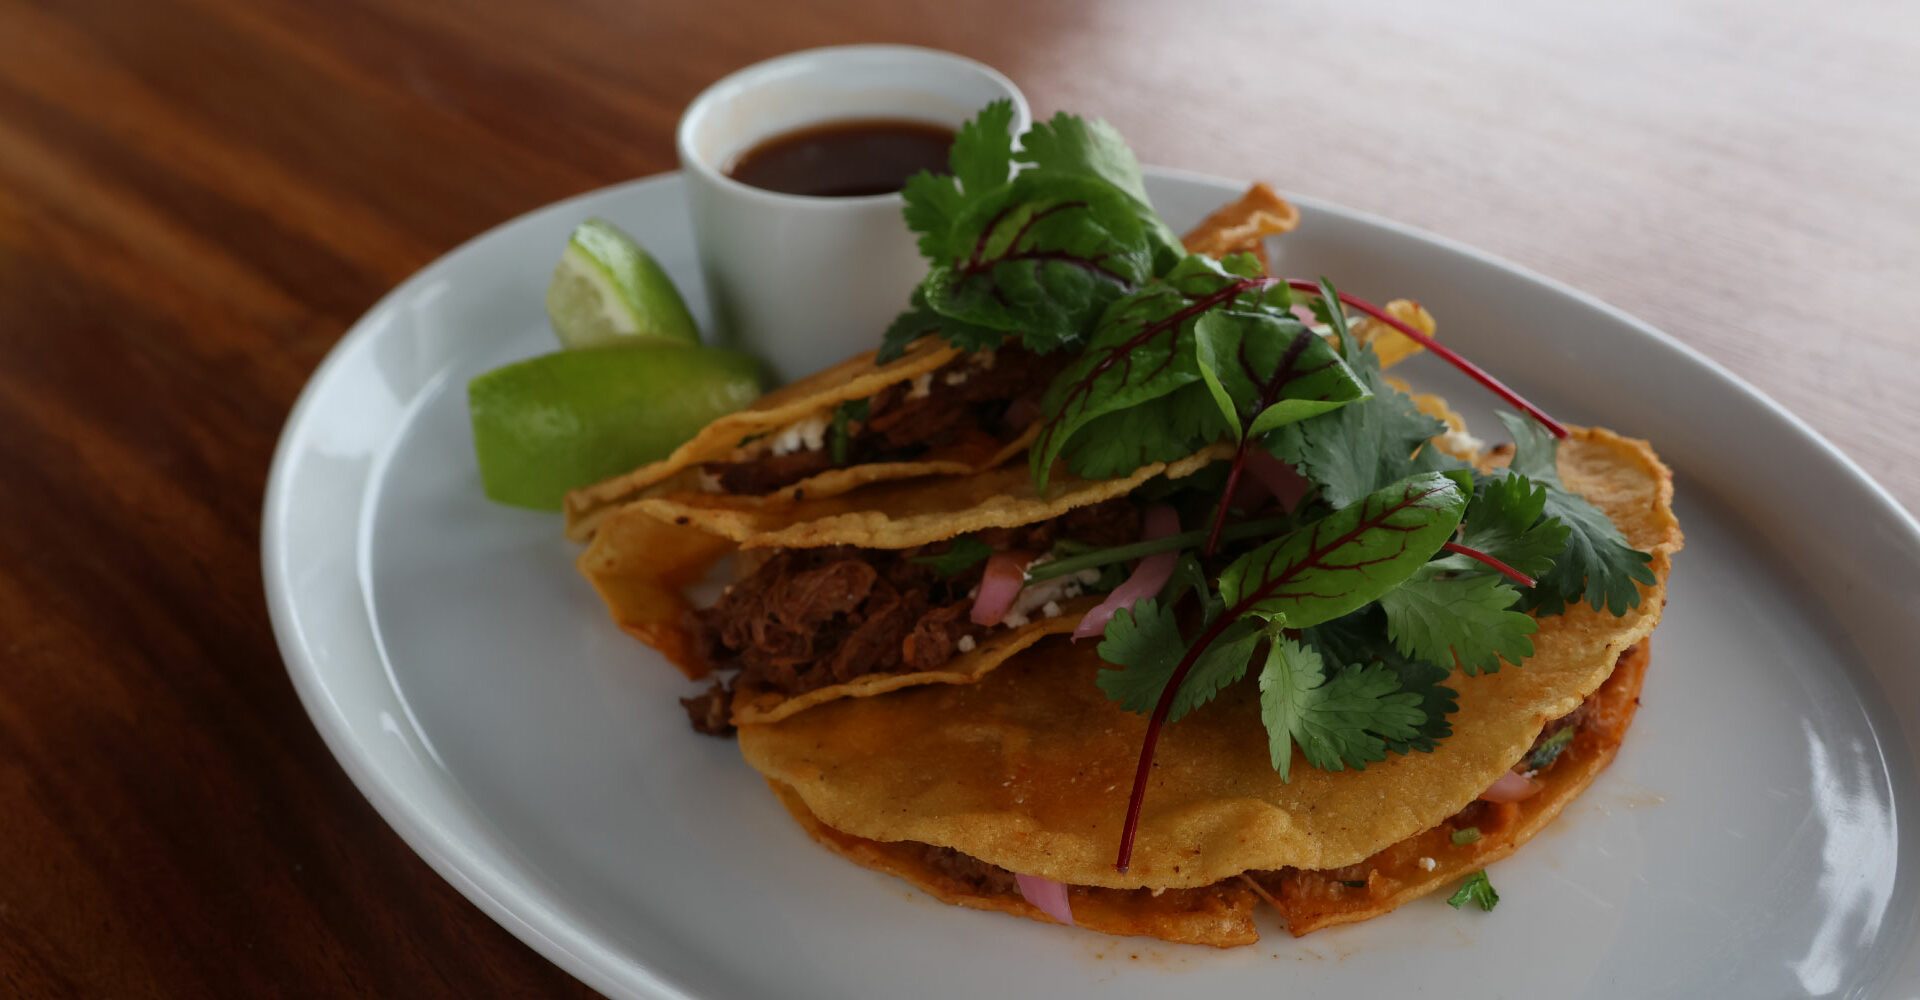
{"left": 957, "top": 634, "right": 978, "bottom": 653}
{"left": 908, "top": 373, "right": 934, "bottom": 399}
{"left": 1418, "top": 856, "right": 1437, "bottom": 872}
{"left": 1437, "top": 427, "right": 1486, "bottom": 458}
{"left": 975, "top": 348, "right": 997, "bottom": 371}
{"left": 1000, "top": 564, "right": 1101, "bottom": 628}
{"left": 768, "top": 414, "right": 830, "bottom": 456}
{"left": 943, "top": 369, "right": 971, "bottom": 387}
{"left": 696, "top": 470, "right": 724, "bottom": 493}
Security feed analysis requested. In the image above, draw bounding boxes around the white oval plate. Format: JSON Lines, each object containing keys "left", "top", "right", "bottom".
{"left": 264, "top": 169, "right": 1920, "bottom": 999}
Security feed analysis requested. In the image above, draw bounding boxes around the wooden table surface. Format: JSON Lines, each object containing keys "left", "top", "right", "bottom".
{"left": 3, "top": 0, "right": 1914, "bottom": 994}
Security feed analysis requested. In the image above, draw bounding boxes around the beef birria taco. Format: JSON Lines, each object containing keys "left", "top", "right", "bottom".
{"left": 562, "top": 181, "right": 1302, "bottom": 543}
{"left": 580, "top": 442, "right": 1230, "bottom": 727}
{"left": 736, "top": 427, "right": 1679, "bottom": 945}
{"left": 567, "top": 104, "right": 1685, "bottom": 947}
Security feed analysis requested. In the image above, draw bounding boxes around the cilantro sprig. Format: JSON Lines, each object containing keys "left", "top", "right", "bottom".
{"left": 1102, "top": 471, "right": 1473, "bottom": 870}
{"left": 882, "top": 102, "right": 1177, "bottom": 362}
{"left": 1495, "top": 412, "right": 1657, "bottom": 614}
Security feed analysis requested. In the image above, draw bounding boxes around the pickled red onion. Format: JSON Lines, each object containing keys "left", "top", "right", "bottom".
{"left": 1015, "top": 873, "right": 1076, "bottom": 926}
{"left": 1073, "top": 505, "right": 1180, "bottom": 640}
{"left": 1479, "top": 769, "right": 1543, "bottom": 803}
{"left": 970, "top": 552, "right": 1029, "bottom": 626}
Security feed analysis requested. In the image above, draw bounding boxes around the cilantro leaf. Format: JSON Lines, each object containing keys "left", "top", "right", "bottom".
{"left": 1301, "top": 606, "right": 1456, "bottom": 752}
{"left": 1378, "top": 565, "right": 1537, "bottom": 675}
{"left": 1447, "top": 870, "right": 1499, "bottom": 911}
{"left": 878, "top": 287, "right": 1010, "bottom": 362}
{"left": 919, "top": 171, "right": 1157, "bottom": 357}
{"left": 1096, "top": 599, "right": 1261, "bottom": 723}
{"left": 1268, "top": 342, "right": 1459, "bottom": 509}
{"left": 1451, "top": 826, "right": 1481, "bottom": 846}
{"left": 1014, "top": 111, "right": 1151, "bottom": 206}
{"left": 1218, "top": 472, "right": 1469, "bottom": 629}
{"left": 1257, "top": 636, "right": 1425, "bottom": 780}
{"left": 1527, "top": 725, "right": 1576, "bottom": 770}
{"left": 895, "top": 105, "right": 1167, "bottom": 360}
{"left": 909, "top": 536, "right": 992, "bottom": 577}
{"left": 951, "top": 99, "right": 1018, "bottom": 201}
{"left": 1495, "top": 413, "right": 1656, "bottom": 615}
{"left": 1014, "top": 112, "right": 1183, "bottom": 268}
{"left": 902, "top": 171, "right": 968, "bottom": 263}
{"left": 1435, "top": 473, "right": 1570, "bottom": 581}
{"left": 901, "top": 99, "right": 1016, "bottom": 261}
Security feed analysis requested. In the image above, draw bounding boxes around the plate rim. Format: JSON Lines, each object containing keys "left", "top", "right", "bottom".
{"left": 261, "top": 166, "right": 1920, "bottom": 999}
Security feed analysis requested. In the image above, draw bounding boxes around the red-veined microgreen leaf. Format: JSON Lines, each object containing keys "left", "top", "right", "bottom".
{"left": 1217, "top": 470, "right": 1470, "bottom": 629}
{"left": 920, "top": 171, "right": 1158, "bottom": 357}
{"left": 1028, "top": 254, "right": 1272, "bottom": 487}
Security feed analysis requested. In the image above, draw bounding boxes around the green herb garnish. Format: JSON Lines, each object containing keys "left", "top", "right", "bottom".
{"left": 826, "top": 398, "right": 869, "bottom": 465}
{"left": 869, "top": 104, "right": 1658, "bottom": 874}
{"left": 1528, "top": 726, "right": 1577, "bottom": 770}
{"left": 1099, "top": 472, "right": 1468, "bottom": 800}
{"left": 909, "top": 536, "right": 993, "bottom": 577}
{"left": 1497, "top": 412, "right": 1657, "bottom": 615}
{"left": 1029, "top": 255, "right": 1369, "bottom": 488}
{"left": 1447, "top": 871, "right": 1499, "bottom": 911}
{"left": 1451, "top": 826, "right": 1482, "bottom": 846}
{"left": 881, "top": 101, "right": 1172, "bottom": 362}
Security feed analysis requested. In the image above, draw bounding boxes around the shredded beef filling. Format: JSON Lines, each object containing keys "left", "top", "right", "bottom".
{"left": 703, "top": 346, "right": 1067, "bottom": 494}
{"left": 710, "top": 449, "right": 838, "bottom": 495}
{"left": 909, "top": 844, "right": 1021, "bottom": 897}
{"left": 1524, "top": 701, "right": 1589, "bottom": 763}
{"left": 682, "top": 499, "right": 1140, "bottom": 733}
{"left": 689, "top": 546, "right": 982, "bottom": 699}
{"left": 680, "top": 682, "right": 734, "bottom": 737}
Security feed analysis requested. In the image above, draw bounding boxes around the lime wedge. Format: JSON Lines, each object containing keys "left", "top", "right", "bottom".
{"left": 469, "top": 343, "right": 761, "bottom": 510}
{"left": 545, "top": 218, "right": 700, "bottom": 349}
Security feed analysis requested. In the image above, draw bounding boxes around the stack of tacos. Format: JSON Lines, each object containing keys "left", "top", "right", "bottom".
{"left": 564, "top": 108, "right": 1682, "bottom": 947}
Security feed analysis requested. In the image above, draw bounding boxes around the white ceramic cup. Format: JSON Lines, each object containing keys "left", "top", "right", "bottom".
{"left": 677, "top": 46, "right": 1030, "bottom": 382}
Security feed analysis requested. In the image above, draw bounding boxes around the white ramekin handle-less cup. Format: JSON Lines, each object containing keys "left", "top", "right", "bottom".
{"left": 677, "top": 46, "right": 1030, "bottom": 382}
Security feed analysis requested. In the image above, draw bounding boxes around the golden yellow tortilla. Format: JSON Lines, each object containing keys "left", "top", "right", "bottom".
{"left": 763, "top": 641, "right": 1650, "bottom": 945}
{"left": 730, "top": 596, "right": 1099, "bottom": 726}
{"left": 563, "top": 339, "right": 965, "bottom": 541}
{"left": 576, "top": 508, "right": 1108, "bottom": 717}
{"left": 769, "top": 781, "right": 1261, "bottom": 947}
{"left": 1259, "top": 639, "right": 1650, "bottom": 935}
{"left": 1351, "top": 298, "right": 1435, "bottom": 370}
{"left": 738, "top": 427, "right": 1681, "bottom": 890}
{"left": 567, "top": 185, "right": 1319, "bottom": 544}
{"left": 635, "top": 445, "right": 1233, "bottom": 551}
{"left": 1180, "top": 182, "right": 1300, "bottom": 274}
{"left": 575, "top": 507, "right": 734, "bottom": 678}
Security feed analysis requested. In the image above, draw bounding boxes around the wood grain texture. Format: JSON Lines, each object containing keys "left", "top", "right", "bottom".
{"left": 1, "top": 0, "right": 1913, "bottom": 995}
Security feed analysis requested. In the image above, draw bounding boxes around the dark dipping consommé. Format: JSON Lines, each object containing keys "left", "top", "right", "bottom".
{"left": 727, "top": 118, "right": 956, "bottom": 197}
